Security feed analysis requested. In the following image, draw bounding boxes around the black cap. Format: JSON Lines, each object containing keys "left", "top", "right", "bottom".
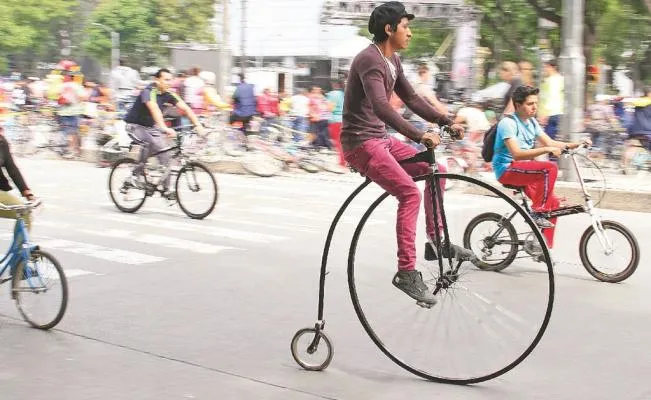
{"left": 368, "top": 1, "right": 415, "bottom": 35}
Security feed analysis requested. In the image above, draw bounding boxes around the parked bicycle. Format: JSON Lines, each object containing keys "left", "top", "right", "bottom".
{"left": 463, "top": 143, "right": 639, "bottom": 283}
{"left": 108, "top": 125, "right": 218, "bottom": 219}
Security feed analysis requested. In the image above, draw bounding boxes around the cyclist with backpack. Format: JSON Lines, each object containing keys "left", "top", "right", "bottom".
{"left": 483, "top": 85, "right": 590, "bottom": 250}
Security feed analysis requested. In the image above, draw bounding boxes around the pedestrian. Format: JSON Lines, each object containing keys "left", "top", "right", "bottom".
{"left": 326, "top": 80, "right": 345, "bottom": 165}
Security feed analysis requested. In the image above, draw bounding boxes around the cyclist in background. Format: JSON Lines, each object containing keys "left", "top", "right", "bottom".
{"left": 492, "top": 85, "right": 590, "bottom": 255}
{"left": 123, "top": 68, "right": 204, "bottom": 200}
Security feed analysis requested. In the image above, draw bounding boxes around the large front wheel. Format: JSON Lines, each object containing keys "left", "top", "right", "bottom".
{"left": 175, "top": 161, "right": 218, "bottom": 219}
{"left": 347, "top": 173, "right": 554, "bottom": 384}
{"left": 579, "top": 220, "right": 639, "bottom": 283}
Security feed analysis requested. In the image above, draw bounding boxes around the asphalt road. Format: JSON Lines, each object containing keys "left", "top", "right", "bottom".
{"left": 0, "top": 158, "right": 648, "bottom": 400}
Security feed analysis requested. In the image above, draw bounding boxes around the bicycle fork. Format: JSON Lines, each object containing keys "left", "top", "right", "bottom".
{"left": 585, "top": 201, "right": 614, "bottom": 255}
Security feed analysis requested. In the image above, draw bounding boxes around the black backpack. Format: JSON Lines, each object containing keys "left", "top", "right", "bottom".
{"left": 481, "top": 115, "right": 517, "bottom": 162}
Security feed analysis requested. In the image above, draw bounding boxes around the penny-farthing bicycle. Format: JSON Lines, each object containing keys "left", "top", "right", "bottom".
{"left": 291, "top": 127, "right": 556, "bottom": 384}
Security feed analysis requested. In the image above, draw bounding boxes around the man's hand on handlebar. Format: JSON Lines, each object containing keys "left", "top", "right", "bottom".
{"left": 546, "top": 147, "right": 563, "bottom": 157}
{"left": 449, "top": 124, "right": 465, "bottom": 140}
{"left": 163, "top": 127, "right": 177, "bottom": 137}
{"left": 420, "top": 132, "right": 441, "bottom": 148}
{"left": 580, "top": 138, "right": 592, "bottom": 148}
{"left": 195, "top": 124, "right": 206, "bottom": 137}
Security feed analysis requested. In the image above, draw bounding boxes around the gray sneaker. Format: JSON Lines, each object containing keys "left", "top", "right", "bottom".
{"left": 392, "top": 270, "right": 437, "bottom": 306}
{"left": 441, "top": 241, "right": 477, "bottom": 262}
{"left": 531, "top": 213, "right": 554, "bottom": 229}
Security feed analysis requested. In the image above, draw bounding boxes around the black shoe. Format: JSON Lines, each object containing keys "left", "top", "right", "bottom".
{"left": 392, "top": 270, "right": 437, "bottom": 306}
{"left": 162, "top": 190, "right": 177, "bottom": 201}
{"left": 424, "top": 242, "right": 438, "bottom": 261}
{"left": 440, "top": 241, "right": 477, "bottom": 262}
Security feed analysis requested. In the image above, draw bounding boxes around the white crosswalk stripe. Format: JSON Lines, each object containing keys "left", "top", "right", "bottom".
{"left": 38, "top": 237, "right": 165, "bottom": 265}
{"left": 15, "top": 163, "right": 490, "bottom": 282}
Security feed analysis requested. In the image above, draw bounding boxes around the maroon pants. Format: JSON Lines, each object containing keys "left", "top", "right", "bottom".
{"left": 328, "top": 122, "right": 345, "bottom": 166}
{"left": 498, "top": 160, "right": 560, "bottom": 248}
{"left": 344, "top": 136, "right": 447, "bottom": 271}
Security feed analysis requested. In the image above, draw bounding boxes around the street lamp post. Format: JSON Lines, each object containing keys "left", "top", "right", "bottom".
{"left": 558, "top": 0, "right": 585, "bottom": 181}
{"left": 92, "top": 23, "right": 120, "bottom": 90}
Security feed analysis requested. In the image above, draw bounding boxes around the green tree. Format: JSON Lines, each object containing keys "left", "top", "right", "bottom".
{"left": 153, "top": 0, "right": 216, "bottom": 44}
{"left": 0, "top": 0, "right": 78, "bottom": 72}
{"left": 84, "top": 0, "right": 159, "bottom": 68}
{"left": 85, "top": 0, "right": 217, "bottom": 69}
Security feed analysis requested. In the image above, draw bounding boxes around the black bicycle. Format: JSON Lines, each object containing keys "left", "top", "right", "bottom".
{"left": 463, "top": 143, "right": 639, "bottom": 283}
{"left": 108, "top": 125, "right": 218, "bottom": 219}
{"left": 291, "top": 127, "right": 555, "bottom": 384}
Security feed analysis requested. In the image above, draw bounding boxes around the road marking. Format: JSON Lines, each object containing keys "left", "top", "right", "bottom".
{"left": 78, "top": 228, "right": 238, "bottom": 254}
{"left": 61, "top": 269, "right": 96, "bottom": 278}
{"left": 37, "top": 238, "right": 164, "bottom": 265}
{"left": 93, "top": 214, "right": 288, "bottom": 243}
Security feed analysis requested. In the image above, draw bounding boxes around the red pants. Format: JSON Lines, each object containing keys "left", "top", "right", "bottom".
{"left": 328, "top": 122, "right": 345, "bottom": 166}
{"left": 498, "top": 160, "right": 560, "bottom": 248}
{"left": 344, "top": 136, "right": 447, "bottom": 271}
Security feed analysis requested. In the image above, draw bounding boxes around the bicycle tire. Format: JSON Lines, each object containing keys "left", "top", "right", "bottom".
{"left": 13, "top": 250, "right": 68, "bottom": 330}
{"left": 298, "top": 159, "right": 321, "bottom": 173}
{"left": 463, "top": 212, "right": 519, "bottom": 271}
{"left": 175, "top": 161, "right": 219, "bottom": 219}
{"left": 579, "top": 220, "right": 639, "bottom": 283}
{"left": 348, "top": 173, "right": 554, "bottom": 384}
{"left": 222, "top": 130, "right": 247, "bottom": 157}
{"left": 241, "top": 150, "right": 284, "bottom": 177}
{"left": 108, "top": 158, "right": 148, "bottom": 213}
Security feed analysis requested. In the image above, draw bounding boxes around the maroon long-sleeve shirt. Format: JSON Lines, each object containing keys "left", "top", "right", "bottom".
{"left": 341, "top": 44, "right": 453, "bottom": 152}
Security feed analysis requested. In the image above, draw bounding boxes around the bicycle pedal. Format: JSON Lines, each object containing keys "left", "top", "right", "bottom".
{"left": 424, "top": 242, "right": 438, "bottom": 261}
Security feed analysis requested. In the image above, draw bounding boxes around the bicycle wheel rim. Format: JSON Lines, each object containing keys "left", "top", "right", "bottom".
{"left": 176, "top": 162, "right": 218, "bottom": 219}
{"left": 241, "top": 150, "right": 283, "bottom": 177}
{"left": 579, "top": 221, "right": 639, "bottom": 282}
{"left": 108, "top": 158, "right": 147, "bottom": 213}
{"left": 347, "top": 173, "right": 555, "bottom": 384}
{"left": 13, "top": 250, "right": 68, "bottom": 330}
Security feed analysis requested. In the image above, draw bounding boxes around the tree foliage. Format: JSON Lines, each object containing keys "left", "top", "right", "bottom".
{"left": 84, "top": 0, "right": 217, "bottom": 68}
{"left": 0, "top": 0, "right": 217, "bottom": 73}
{"left": 84, "top": 0, "right": 159, "bottom": 67}
{"left": 0, "top": 0, "right": 78, "bottom": 72}
{"left": 390, "top": 0, "right": 650, "bottom": 86}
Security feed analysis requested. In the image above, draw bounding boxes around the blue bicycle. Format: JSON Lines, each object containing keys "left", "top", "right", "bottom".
{"left": 0, "top": 199, "right": 68, "bottom": 329}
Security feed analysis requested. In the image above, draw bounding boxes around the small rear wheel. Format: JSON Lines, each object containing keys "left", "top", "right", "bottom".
{"left": 579, "top": 220, "right": 639, "bottom": 283}
{"left": 291, "top": 327, "right": 334, "bottom": 371}
{"left": 13, "top": 250, "right": 68, "bottom": 330}
{"left": 463, "top": 212, "right": 519, "bottom": 271}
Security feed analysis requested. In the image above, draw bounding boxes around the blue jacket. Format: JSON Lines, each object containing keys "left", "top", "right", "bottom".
{"left": 628, "top": 99, "right": 651, "bottom": 137}
{"left": 232, "top": 83, "right": 257, "bottom": 117}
